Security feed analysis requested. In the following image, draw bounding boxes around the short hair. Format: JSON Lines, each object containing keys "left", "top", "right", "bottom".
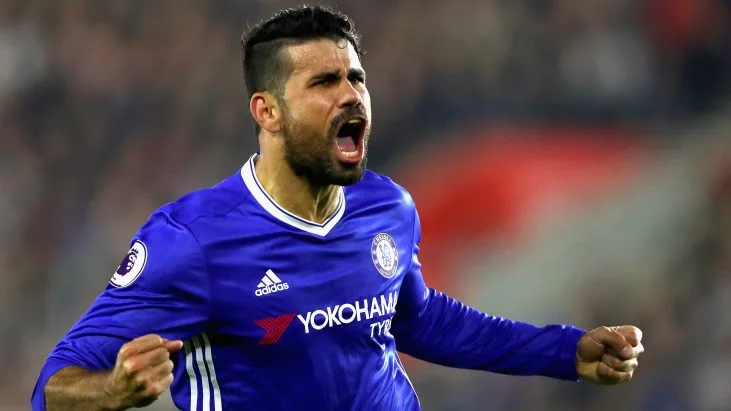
{"left": 241, "top": 5, "right": 364, "bottom": 105}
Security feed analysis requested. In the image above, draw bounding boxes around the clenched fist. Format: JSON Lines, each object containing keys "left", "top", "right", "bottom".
{"left": 576, "top": 325, "right": 644, "bottom": 384}
{"left": 104, "top": 334, "right": 183, "bottom": 409}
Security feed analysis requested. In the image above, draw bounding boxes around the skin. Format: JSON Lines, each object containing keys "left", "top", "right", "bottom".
{"left": 248, "top": 38, "right": 645, "bottom": 384}
{"left": 44, "top": 39, "right": 374, "bottom": 409}
{"left": 250, "top": 39, "right": 371, "bottom": 224}
{"left": 44, "top": 37, "right": 644, "bottom": 410}
{"left": 577, "top": 325, "right": 644, "bottom": 384}
{"left": 45, "top": 335, "right": 182, "bottom": 410}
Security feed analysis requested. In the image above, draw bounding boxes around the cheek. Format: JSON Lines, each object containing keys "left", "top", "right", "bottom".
{"left": 362, "top": 90, "right": 372, "bottom": 115}
{"left": 290, "top": 98, "right": 330, "bottom": 127}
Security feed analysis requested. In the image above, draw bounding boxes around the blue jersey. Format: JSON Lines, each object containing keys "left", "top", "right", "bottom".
{"left": 33, "top": 154, "right": 584, "bottom": 410}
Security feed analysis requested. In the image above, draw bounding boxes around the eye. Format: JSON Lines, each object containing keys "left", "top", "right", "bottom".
{"left": 312, "top": 75, "right": 338, "bottom": 87}
{"left": 349, "top": 74, "right": 365, "bottom": 84}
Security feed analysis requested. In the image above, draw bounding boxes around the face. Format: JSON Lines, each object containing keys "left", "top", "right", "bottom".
{"left": 278, "top": 39, "right": 371, "bottom": 186}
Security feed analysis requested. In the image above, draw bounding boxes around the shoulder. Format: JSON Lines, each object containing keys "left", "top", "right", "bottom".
{"left": 363, "top": 169, "right": 415, "bottom": 204}
{"left": 134, "top": 170, "right": 251, "bottom": 238}
{"left": 131, "top": 171, "right": 251, "bottom": 246}
{"left": 347, "top": 169, "right": 416, "bottom": 213}
{"left": 113, "top": 175, "right": 247, "bottom": 286}
{"left": 162, "top": 172, "right": 250, "bottom": 226}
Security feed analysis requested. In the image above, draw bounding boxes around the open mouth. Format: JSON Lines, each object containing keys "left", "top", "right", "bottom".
{"left": 334, "top": 117, "right": 366, "bottom": 164}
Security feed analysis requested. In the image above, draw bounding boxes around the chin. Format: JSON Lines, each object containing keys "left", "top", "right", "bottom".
{"left": 287, "top": 151, "right": 367, "bottom": 187}
{"left": 329, "top": 163, "right": 365, "bottom": 186}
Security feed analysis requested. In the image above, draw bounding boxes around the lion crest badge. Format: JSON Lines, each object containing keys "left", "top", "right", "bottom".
{"left": 371, "top": 233, "right": 398, "bottom": 278}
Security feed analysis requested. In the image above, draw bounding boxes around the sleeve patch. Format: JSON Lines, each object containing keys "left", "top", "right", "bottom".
{"left": 110, "top": 240, "right": 148, "bottom": 287}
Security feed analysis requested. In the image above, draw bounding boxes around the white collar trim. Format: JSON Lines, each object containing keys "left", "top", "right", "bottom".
{"left": 240, "top": 154, "right": 346, "bottom": 236}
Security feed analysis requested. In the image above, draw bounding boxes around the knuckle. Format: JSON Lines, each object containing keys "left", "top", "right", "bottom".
{"left": 150, "top": 347, "right": 164, "bottom": 360}
{"left": 149, "top": 384, "right": 164, "bottom": 396}
{"left": 134, "top": 374, "right": 149, "bottom": 387}
{"left": 608, "top": 367, "right": 620, "bottom": 378}
{"left": 636, "top": 343, "right": 645, "bottom": 354}
{"left": 142, "top": 334, "right": 161, "bottom": 342}
{"left": 144, "top": 348, "right": 166, "bottom": 365}
{"left": 138, "top": 334, "right": 162, "bottom": 349}
{"left": 162, "top": 374, "right": 174, "bottom": 386}
{"left": 621, "top": 361, "right": 632, "bottom": 372}
{"left": 122, "top": 360, "right": 135, "bottom": 374}
{"left": 154, "top": 348, "right": 170, "bottom": 364}
{"left": 599, "top": 363, "right": 621, "bottom": 381}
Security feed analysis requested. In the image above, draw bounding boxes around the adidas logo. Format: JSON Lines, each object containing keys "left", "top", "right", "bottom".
{"left": 255, "top": 269, "right": 289, "bottom": 297}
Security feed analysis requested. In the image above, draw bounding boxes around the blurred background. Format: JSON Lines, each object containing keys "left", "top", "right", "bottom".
{"left": 1, "top": 0, "right": 730, "bottom": 409}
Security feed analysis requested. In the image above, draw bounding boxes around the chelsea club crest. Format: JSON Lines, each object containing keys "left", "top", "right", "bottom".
{"left": 371, "top": 233, "right": 398, "bottom": 278}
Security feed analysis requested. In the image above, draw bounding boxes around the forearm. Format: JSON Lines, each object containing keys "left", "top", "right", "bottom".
{"left": 45, "top": 366, "right": 123, "bottom": 411}
{"left": 393, "top": 288, "right": 584, "bottom": 380}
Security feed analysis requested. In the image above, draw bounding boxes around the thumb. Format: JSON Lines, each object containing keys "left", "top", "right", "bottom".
{"left": 594, "top": 327, "right": 634, "bottom": 360}
{"left": 162, "top": 339, "right": 184, "bottom": 353}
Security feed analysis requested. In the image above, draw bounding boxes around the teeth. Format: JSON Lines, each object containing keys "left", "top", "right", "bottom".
{"left": 341, "top": 150, "right": 358, "bottom": 157}
{"left": 347, "top": 119, "right": 362, "bottom": 124}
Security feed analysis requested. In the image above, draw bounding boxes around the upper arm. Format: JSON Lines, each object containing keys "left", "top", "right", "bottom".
{"left": 61, "top": 211, "right": 210, "bottom": 356}
{"left": 32, "top": 211, "right": 210, "bottom": 409}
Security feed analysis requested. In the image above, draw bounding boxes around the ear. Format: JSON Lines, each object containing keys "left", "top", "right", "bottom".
{"left": 250, "top": 92, "right": 282, "bottom": 133}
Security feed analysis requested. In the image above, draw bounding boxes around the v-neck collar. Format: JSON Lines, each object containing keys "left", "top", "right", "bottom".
{"left": 240, "top": 154, "right": 346, "bottom": 236}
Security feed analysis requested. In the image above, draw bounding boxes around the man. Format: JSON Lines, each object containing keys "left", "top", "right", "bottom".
{"left": 32, "top": 6, "right": 643, "bottom": 410}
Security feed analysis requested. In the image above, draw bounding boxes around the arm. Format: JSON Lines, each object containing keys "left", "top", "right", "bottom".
{"left": 43, "top": 367, "right": 119, "bottom": 411}
{"left": 391, "top": 207, "right": 585, "bottom": 380}
{"left": 43, "top": 336, "right": 183, "bottom": 411}
{"left": 32, "top": 212, "right": 210, "bottom": 410}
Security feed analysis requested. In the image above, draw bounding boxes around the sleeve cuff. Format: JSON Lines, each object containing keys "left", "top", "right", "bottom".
{"left": 553, "top": 326, "right": 585, "bottom": 382}
{"left": 31, "top": 357, "right": 78, "bottom": 411}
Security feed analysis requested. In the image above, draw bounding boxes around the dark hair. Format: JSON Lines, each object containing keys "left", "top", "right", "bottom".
{"left": 241, "top": 5, "right": 363, "bottom": 103}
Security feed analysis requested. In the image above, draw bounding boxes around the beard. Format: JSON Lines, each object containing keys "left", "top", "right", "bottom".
{"left": 280, "top": 105, "right": 369, "bottom": 187}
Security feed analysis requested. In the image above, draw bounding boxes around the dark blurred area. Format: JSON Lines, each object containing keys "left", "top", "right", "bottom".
{"left": 0, "top": 0, "right": 730, "bottom": 409}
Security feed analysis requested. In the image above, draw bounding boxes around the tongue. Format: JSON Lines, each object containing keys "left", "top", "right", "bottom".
{"left": 336, "top": 136, "right": 357, "bottom": 152}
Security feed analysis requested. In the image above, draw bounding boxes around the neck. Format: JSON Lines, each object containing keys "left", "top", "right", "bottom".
{"left": 253, "top": 154, "right": 341, "bottom": 224}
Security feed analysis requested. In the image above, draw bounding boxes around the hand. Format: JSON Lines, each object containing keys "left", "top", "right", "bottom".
{"left": 576, "top": 325, "right": 644, "bottom": 385}
{"left": 104, "top": 334, "right": 184, "bottom": 409}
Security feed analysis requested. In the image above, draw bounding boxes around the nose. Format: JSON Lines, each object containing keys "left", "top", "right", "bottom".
{"left": 338, "top": 80, "right": 363, "bottom": 109}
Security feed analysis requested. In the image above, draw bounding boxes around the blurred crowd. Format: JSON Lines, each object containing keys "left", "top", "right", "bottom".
{"left": 413, "top": 157, "right": 731, "bottom": 411}
{"left": 0, "top": 0, "right": 729, "bottom": 409}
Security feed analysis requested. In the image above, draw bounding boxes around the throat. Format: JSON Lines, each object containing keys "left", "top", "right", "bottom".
{"left": 287, "top": 185, "right": 342, "bottom": 224}
{"left": 254, "top": 155, "right": 342, "bottom": 224}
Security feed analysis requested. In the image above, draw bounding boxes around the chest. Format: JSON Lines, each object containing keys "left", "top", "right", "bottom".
{"left": 206, "top": 221, "right": 411, "bottom": 350}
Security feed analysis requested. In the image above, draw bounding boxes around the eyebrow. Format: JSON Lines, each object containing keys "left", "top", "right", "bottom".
{"left": 310, "top": 70, "right": 341, "bottom": 83}
{"left": 310, "top": 68, "right": 366, "bottom": 83}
